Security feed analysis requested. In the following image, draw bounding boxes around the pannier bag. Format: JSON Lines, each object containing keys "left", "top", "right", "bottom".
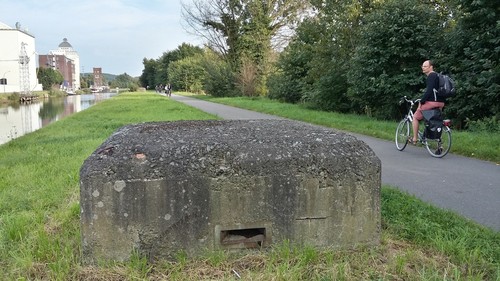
{"left": 422, "top": 109, "right": 443, "bottom": 139}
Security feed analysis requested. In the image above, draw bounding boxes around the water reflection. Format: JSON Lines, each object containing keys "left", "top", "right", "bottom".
{"left": 0, "top": 93, "right": 115, "bottom": 145}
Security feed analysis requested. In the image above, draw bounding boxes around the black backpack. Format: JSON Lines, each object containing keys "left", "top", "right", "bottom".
{"left": 436, "top": 73, "right": 456, "bottom": 98}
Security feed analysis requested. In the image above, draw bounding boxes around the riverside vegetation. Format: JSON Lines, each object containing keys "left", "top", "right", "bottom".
{"left": 0, "top": 90, "right": 67, "bottom": 105}
{"left": 0, "top": 92, "right": 498, "bottom": 280}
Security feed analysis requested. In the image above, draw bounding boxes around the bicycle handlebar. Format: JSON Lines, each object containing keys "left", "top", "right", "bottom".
{"left": 401, "top": 96, "right": 420, "bottom": 106}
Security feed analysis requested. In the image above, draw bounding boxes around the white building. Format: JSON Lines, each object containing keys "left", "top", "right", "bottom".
{"left": 50, "top": 38, "right": 81, "bottom": 90}
{"left": 0, "top": 21, "right": 43, "bottom": 94}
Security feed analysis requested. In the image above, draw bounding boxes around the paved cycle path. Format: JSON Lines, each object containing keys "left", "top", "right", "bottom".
{"left": 170, "top": 94, "right": 500, "bottom": 231}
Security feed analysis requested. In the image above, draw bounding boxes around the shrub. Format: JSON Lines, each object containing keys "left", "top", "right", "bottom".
{"left": 465, "top": 116, "right": 500, "bottom": 132}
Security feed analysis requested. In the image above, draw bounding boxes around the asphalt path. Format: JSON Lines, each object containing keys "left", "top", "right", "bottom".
{"left": 170, "top": 94, "right": 500, "bottom": 231}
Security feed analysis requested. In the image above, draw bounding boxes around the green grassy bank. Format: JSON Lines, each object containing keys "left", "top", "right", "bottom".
{"left": 189, "top": 94, "right": 500, "bottom": 163}
{"left": 0, "top": 92, "right": 498, "bottom": 280}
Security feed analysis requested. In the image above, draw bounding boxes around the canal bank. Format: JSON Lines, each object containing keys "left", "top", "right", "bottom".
{"left": 0, "top": 91, "right": 51, "bottom": 105}
{"left": 0, "top": 93, "right": 116, "bottom": 145}
{"left": 0, "top": 92, "right": 221, "bottom": 277}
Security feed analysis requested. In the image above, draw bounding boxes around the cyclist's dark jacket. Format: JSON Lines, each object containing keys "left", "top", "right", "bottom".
{"left": 421, "top": 72, "right": 445, "bottom": 104}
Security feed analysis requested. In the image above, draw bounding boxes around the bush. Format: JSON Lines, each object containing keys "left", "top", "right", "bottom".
{"left": 129, "top": 84, "right": 138, "bottom": 92}
{"left": 7, "top": 92, "right": 20, "bottom": 101}
{"left": 202, "top": 52, "right": 236, "bottom": 97}
{"left": 267, "top": 71, "right": 302, "bottom": 103}
{"left": 48, "top": 89, "right": 66, "bottom": 97}
{"left": 465, "top": 117, "right": 500, "bottom": 132}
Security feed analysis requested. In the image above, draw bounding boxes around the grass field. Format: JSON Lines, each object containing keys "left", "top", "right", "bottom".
{"left": 0, "top": 92, "right": 498, "bottom": 280}
{"left": 187, "top": 94, "right": 500, "bottom": 163}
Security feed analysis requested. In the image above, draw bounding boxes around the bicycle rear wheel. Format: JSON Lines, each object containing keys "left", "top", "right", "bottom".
{"left": 425, "top": 126, "right": 452, "bottom": 158}
{"left": 395, "top": 119, "right": 410, "bottom": 151}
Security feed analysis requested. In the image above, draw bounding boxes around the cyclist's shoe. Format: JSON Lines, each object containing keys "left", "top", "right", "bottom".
{"left": 435, "top": 148, "right": 442, "bottom": 155}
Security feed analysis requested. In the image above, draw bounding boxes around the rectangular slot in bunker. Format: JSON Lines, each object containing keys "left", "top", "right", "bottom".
{"left": 220, "top": 227, "right": 266, "bottom": 249}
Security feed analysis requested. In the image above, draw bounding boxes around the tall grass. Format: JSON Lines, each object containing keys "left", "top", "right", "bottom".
{"left": 0, "top": 92, "right": 498, "bottom": 280}
{"left": 192, "top": 95, "right": 500, "bottom": 163}
{"left": 0, "top": 93, "right": 217, "bottom": 279}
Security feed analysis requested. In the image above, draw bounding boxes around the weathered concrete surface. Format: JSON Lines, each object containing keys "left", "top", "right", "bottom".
{"left": 80, "top": 120, "right": 381, "bottom": 263}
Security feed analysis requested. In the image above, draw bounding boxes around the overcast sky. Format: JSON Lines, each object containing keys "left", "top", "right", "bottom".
{"left": 0, "top": 0, "right": 201, "bottom": 77}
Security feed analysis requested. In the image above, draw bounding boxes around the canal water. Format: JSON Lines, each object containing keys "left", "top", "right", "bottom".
{"left": 0, "top": 93, "right": 116, "bottom": 146}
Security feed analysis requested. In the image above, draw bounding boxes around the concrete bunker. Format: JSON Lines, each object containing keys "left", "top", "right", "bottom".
{"left": 80, "top": 120, "right": 381, "bottom": 263}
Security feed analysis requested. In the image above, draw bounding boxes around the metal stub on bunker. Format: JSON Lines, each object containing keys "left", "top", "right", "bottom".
{"left": 80, "top": 120, "right": 381, "bottom": 263}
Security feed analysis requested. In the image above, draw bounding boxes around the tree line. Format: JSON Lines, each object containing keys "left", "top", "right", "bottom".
{"left": 38, "top": 69, "right": 140, "bottom": 92}
{"left": 140, "top": 0, "right": 499, "bottom": 130}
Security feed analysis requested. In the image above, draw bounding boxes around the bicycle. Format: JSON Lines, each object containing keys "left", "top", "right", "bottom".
{"left": 395, "top": 96, "right": 452, "bottom": 158}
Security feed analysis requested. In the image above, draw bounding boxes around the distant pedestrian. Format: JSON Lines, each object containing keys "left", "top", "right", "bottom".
{"left": 165, "top": 83, "right": 172, "bottom": 97}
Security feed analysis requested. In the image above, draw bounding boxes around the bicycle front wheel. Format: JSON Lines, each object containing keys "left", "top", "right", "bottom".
{"left": 425, "top": 126, "right": 452, "bottom": 158}
{"left": 395, "top": 119, "right": 410, "bottom": 151}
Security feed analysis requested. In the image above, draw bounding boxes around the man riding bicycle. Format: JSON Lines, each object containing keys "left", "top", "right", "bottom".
{"left": 411, "top": 60, "right": 446, "bottom": 144}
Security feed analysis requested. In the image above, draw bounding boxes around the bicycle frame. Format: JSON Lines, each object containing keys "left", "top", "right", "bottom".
{"left": 405, "top": 103, "right": 415, "bottom": 123}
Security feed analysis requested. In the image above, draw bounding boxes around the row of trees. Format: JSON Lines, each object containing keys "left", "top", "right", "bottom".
{"left": 140, "top": 43, "right": 207, "bottom": 93}
{"left": 108, "top": 73, "right": 140, "bottom": 91}
{"left": 140, "top": 0, "right": 499, "bottom": 129}
{"left": 38, "top": 69, "right": 140, "bottom": 92}
{"left": 81, "top": 73, "right": 140, "bottom": 91}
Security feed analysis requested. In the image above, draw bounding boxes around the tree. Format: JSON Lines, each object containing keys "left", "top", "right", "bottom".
{"left": 140, "top": 43, "right": 203, "bottom": 89}
{"left": 268, "top": 18, "right": 319, "bottom": 103}
{"left": 168, "top": 55, "right": 207, "bottom": 93}
{"left": 182, "top": 0, "right": 309, "bottom": 96}
{"left": 156, "top": 43, "right": 204, "bottom": 84}
{"left": 139, "top": 58, "right": 158, "bottom": 89}
{"left": 110, "top": 73, "right": 139, "bottom": 91}
{"left": 442, "top": 0, "right": 500, "bottom": 127}
{"left": 37, "top": 67, "right": 64, "bottom": 91}
{"left": 182, "top": 0, "right": 242, "bottom": 59}
{"left": 200, "top": 49, "right": 235, "bottom": 97}
{"left": 80, "top": 74, "right": 89, "bottom": 89}
{"left": 308, "top": 0, "right": 378, "bottom": 112}
{"left": 269, "top": 0, "right": 375, "bottom": 111}
{"left": 347, "top": 0, "right": 446, "bottom": 119}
